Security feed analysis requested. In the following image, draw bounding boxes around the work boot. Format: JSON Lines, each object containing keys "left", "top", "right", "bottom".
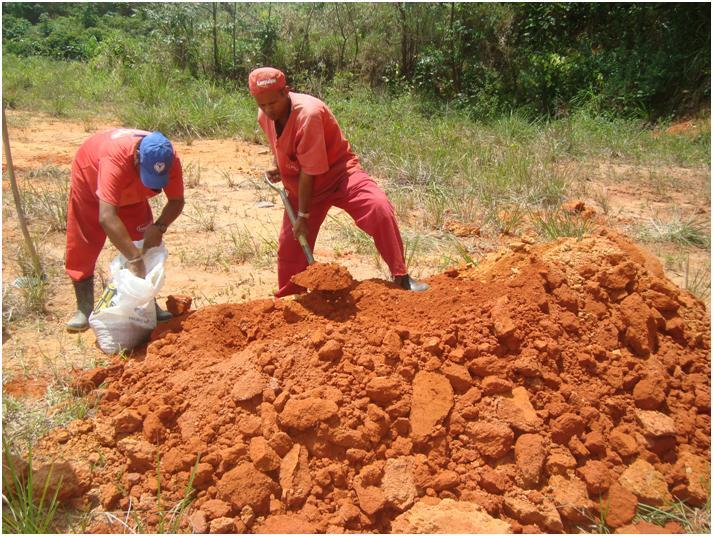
{"left": 395, "top": 274, "right": 429, "bottom": 292}
{"left": 66, "top": 277, "right": 94, "bottom": 332}
{"left": 155, "top": 302, "right": 173, "bottom": 323}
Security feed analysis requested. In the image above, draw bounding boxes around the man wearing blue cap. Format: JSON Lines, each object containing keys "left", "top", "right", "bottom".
{"left": 65, "top": 128, "right": 184, "bottom": 332}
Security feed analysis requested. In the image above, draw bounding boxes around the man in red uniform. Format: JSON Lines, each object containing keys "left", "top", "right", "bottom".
{"left": 248, "top": 67, "right": 428, "bottom": 297}
{"left": 65, "top": 129, "right": 185, "bottom": 332}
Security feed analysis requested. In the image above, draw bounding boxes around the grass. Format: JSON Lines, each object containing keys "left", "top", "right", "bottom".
{"left": 3, "top": 55, "right": 709, "bottom": 168}
{"left": 636, "top": 212, "right": 711, "bottom": 249}
{"left": 220, "top": 168, "right": 240, "bottom": 189}
{"left": 532, "top": 209, "right": 594, "bottom": 241}
{"left": 6, "top": 239, "right": 50, "bottom": 319}
{"left": 2, "top": 333, "right": 106, "bottom": 446}
{"left": 439, "top": 237, "right": 479, "bottom": 270}
{"left": 156, "top": 453, "right": 200, "bottom": 533}
{"left": 488, "top": 206, "right": 527, "bottom": 236}
{"left": 2, "top": 383, "right": 99, "bottom": 448}
{"left": 684, "top": 257, "right": 711, "bottom": 301}
{"left": 226, "top": 226, "right": 278, "bottom": 268}
{"left": 591, "top": 185, "right": 612, "bottom": 215}
{"left": 3, "top": 53, "right": 709, "bottom": 253}
{"left": 185, "top": 202, "right": 217, "bottom": 232}
{"left": 20, "top": 165, "right": 69, "bottom": 232}
{"left": 2, "top": 434, "right": 62, "bottom": 534}
{"left": 183, "top": 162, "right": 203, "bottom": 189}
{"left": 635, "top": 500, "right": 710, "bottom": 534}
{"left": 328, "top": 213, "right": 377, "bottom": 255}
{"left": 91, "top": 452, "right": 201, "bottom": 533}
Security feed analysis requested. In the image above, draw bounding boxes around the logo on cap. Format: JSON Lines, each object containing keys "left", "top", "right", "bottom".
{"left": 256, "top": 78, "right": 277, "bottom": 87}
{"left": 153, "top": 162, "right": 166, "bottom": 173}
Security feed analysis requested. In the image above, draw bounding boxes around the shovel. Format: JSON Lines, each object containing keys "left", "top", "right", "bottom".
{"left": 264, "top": 173, "right": 315, "bottom": 265}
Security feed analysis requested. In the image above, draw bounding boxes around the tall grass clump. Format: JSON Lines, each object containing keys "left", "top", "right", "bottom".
{"left": 2, "top": 54, "right": 256, "bottom": 140}
{"left": 328, "top": 214, "right": 376, "bottom": 255}
{"left": 637, "top": 212, "right": 710, "bottom": 248}
{"left": 532, "top": 210, "right": 594, "bottom": 241}
{"left": 7, "top": 239, "right": 50, "bottom": 319}
{"left": 2, "top": 54, "right": 121, "bottom": 119}
{"left": 21, "top": 165, "right": 69, "bottom": 232}
{"left": 546, "top": 110, "right": 711, "bottom": 166}
{"left": 226, "top": 226, "right": 278, "bottom": 267}
{"left": 2, "top": 435, "right": 61, "bottom": 534}
{"left": 119, "top": 64, "right": 256, "bottom": 139}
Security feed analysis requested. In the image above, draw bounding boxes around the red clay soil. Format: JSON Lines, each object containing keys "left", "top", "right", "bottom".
{"left": 21, "top": 229, "right": 710, "bottom": 534}
{"left": 292, "top": 262, "right": 356, "bottom": 292}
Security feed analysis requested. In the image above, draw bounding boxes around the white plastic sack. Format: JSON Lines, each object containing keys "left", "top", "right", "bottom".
{"left": 89, "top": 241, "right": 168, "bottom": 354}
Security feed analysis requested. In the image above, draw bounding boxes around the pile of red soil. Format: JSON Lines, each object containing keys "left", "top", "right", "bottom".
{"left": 292, "top": 262, "right": 356, "bottom": 292}
{"left": 28, "top": 230, "right": 710, "bottom": 533}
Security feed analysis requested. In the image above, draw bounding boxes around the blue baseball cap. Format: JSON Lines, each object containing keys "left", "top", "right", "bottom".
{"left": 138, "top": 132, "right": 174, "bottom": 189}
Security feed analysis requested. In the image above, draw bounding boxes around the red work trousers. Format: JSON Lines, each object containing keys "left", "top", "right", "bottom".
{"left": 276, "top": 171, "right": 407, "bottom": 297}
{"left": 65, "top": 166, "right": 152, "bottom": 282}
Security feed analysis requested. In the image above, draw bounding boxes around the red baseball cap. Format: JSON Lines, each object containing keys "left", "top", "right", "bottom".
{"left": 248, "top": 67, "right": 286, "bottom": 96}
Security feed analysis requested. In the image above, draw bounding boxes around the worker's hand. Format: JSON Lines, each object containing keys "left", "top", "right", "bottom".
{"left": 293, "top": 216, "right": 309, "bottom": 242}
{"left": 142, "top": 224, "right": 164, "bottom": 253}
{"left": 266, "top": 167, "right": 281, "bottom": 183}
{"left": 126, "top": 257, "right": 146, "bottom": 279}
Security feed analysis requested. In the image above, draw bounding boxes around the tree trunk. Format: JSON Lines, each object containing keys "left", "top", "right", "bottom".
{"left": 396, "top": 3, "right": 416, "bottom": 79}
{"left": 297, "top": 5, "right": 316, "bottom": 68}
{"left": 212, "top": 2, "right": 219, "bottom": 77}
{"left": 232, "top": 3, "right": 237, "bottom": 74}
{"left": 334, "top": 5, "right": 348, "bottom": 71}
{"left": 449, "top": 2, "right": 459, "bottom": 93}
{"left": 2, "top": 105, "right": 43, "bottom": 278}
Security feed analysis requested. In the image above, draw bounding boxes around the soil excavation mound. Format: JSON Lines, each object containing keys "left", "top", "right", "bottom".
{"left": 28, "top": 229, "right": 710, "bottom": 533}
{"left": 292, "top": 262, "right": 356, "bottom": 292}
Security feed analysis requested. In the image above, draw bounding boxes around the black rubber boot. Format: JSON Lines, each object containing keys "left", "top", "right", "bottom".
{"left": 66, "top": 277, "right": 94, "bottom": 332}
{"left": 156, "top": 301, "right": 173, "bottom": 323}
{"left": 394, "top": 274, "right": 429, "bottom": 292}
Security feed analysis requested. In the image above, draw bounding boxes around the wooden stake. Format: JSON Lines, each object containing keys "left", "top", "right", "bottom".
{"left": 2, "top": 104, "right": 43, "bottom": 277}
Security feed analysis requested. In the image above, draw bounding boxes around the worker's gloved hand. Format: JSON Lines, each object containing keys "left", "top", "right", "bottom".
{"left": 266, "top": 167, "right": 281, "bottom": 183}
{"left": 142, "top": 224, "right": 164, "bottom": 253}
{"left": 293, "top": 216, "right": 309, "bottom": 242}
{"left": 126, "top": 257, "right": 146, "bottom": 279}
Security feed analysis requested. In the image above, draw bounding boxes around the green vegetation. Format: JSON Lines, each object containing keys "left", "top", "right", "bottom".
{"left": 5, "top": 240, "right": 50, "bottom": 319}
{"left": 636, "top": 212, "right": 711, "bottom": 249}
{"left": 156, "top": 453, "right": 200, "bottom": 533}
{"left": 685, "top": 259, "right": 712, "bottom": 301}
{"left": 635, "top": 500, "right": 711, "bottom": 534}
{"left": 226, "top": 226, "right": 278, "bottom": 268}
{"left": 2, "top": 3, "right": 709, "bottom": 119}
{"left": 185, "top": 202, "right": 218, "bottom": 233}
{"left": 21, "top": 165, "right": 69, "bottom": 232}
{"left": 532, "top": 209, "right": 594, "bottom": 241}
{"left": 2, "top": 435, "right": 61, "bottom": 534}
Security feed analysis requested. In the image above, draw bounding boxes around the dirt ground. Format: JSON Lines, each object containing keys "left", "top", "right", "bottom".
{"left": 2, "top": 112, "right": 415, "bottom": 378}
{"left": 2, "top": 112, "right": 711, "bottom": 533}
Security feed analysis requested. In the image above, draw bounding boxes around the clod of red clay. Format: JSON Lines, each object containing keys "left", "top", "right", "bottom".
{"left": 166, "top": 295, "right": 193, "bottom": 316}
{"left": 562, "top": 199, "right": 598, "bottom": 219}
{"left": 291, "top": 262, "right": 355, "bottom": 291}
{"left": 30, "top": 229, "right": 710, "bottom": 533}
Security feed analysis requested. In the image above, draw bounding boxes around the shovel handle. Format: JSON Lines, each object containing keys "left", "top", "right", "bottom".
{"left": 264, "top": 173, "right": 315, "bottom": 265}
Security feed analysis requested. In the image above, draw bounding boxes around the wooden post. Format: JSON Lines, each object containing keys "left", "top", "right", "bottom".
{"left": 2, "top": 104, "right": 43, "bottom": 277}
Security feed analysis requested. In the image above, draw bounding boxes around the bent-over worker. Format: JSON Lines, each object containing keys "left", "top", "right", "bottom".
{"left": 65, "top": 129, "right": 185, "bottom": 331}
{"left": 248, "top": 66, "right": 429, "bottom": 297}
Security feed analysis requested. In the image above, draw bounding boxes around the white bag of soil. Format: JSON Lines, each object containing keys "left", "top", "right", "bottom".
{"left": 89, "top": 242, "right": 167, "bottom": 354}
